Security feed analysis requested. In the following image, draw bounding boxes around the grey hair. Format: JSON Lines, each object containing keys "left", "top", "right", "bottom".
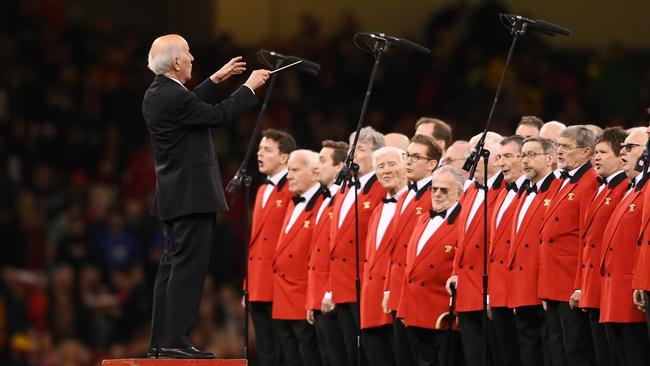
{"left": 289, "top": 149, "right": 319, "bottom": 169}
{"left": 147, "top": 39, "right": 181, "bottom": 75}
{"left": 469, "top": 131, "right": 503, "bottom": 155}
{"left": 560, "top": 126, "right": 596, "bottom": 149}
{"left": 523, "top": 136, "right": 557, "bottom": 154}
{"left": 432, "top": 165, "right": 465, "bottom": 190}
{"left": 372, "top": 146, "right": 405, "bottom": 168}
{"left": 350, "top": 126, "right": 385, "bottom": 152}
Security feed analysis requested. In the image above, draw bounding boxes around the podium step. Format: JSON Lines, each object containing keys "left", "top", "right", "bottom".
{"left": 102, "top": 359, "right": 247, "bottom": 366}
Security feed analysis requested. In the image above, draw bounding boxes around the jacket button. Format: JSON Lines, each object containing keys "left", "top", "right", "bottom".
{"left": 281, "top": 274, "right": 285, "bottom": 278}
{"left": 420, "top": 282, "right": 425, "bottom": 287}
{"left": 607, "top": 272, "right": 611, "bottom": 277}
{"left": 342, "top": 258, "right": 347, "bottom": 262}
{"left": 519, "top": 266, "right": 523, "bottom": 270}
{"left": 499, "top": 260, "right": 503, "bottom": 264}
{"left": 258, "top": 257, "right": 261, "bottom": 260}
{"left": 382, "top": 276, "right": 386, "bottom": 280}
{"left": 288, "top": 254, "right": 293, "bottom": 258}
{"left": 349, "top": 240, "right": 353, "bottom": 244}
{"left": 589, "top": 264, "right": 593, "bottom": 268}
{"left": 404, "top": 244, "right": 407, "bottom": 248}
{"left": 317, "top": 248, "right": 321, "bottom": 252}
{"left": 549, "top": 239, "right": 554, "bottom": 244}
{"left": 490, "top": 259, "right": 495, "bottom": 263}
{"left": 475, "top": 244, "right": 480, "bottom": 249}
{"left": 509, "top": 266, "right": 514, "bottom": 271}
{"left": 583, "top": 244, "right": 586, "bottom": 248}
{"left": 524, "top": 244, "right": 529, "bottom": 248}
{"left": 609, "top": 247, "right": 613, "bottom": 252}
{"left": 459, "top": 264, "right": 464, "bottom": 269}
{"left": 369, "top": 276, "right": 373, "bottom": 280}
{"left": 506, "top": 240, "right": 510, "bottom": 244}
{"left": 582, "top": 264, "right": 585, "bottom": 268}
{"left": 331, "top": 257, "right": 335, "bottom": 261}
{"left": 263, "top": 237, "right": 268, "bottom": 241}
{"left": 409, "top": 280, "right": 413, "bottom": 284}
{"left": 429, "top": 265, "right": 434, "bottom": 268}
{"left": 469, "top": 266, "right": 474, "bottom": 270}
{"left": 591, "top": 244, "right": 596, "bottom": 248}
{"left": 273, "top": 269, "right": 276, "bottom": 273}
{"left": 555, "top": 217, "right": 559, "bottom": 222}
{"left": 249, "top": 257, "right": 253, "bottom": 260}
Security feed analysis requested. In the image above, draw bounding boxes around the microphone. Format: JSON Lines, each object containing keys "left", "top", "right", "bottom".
{"left": 500, "top": 13, "right": 570, "bottom": 37}
{"left": 256, "top": 49, "right": 320, "bottom": 75}
{"left": 634, "top": 139, "right": 650, "bottom": 173}
{"left": 355, "top": 32, "right": 431, "bottom": 55}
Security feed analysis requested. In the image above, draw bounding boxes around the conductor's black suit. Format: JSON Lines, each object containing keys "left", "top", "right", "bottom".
{"left": 143, "top": 74, "right": 257, "bottom": 350}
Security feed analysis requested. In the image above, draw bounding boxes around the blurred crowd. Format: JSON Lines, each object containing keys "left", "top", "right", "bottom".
{"left": 0, "top": 0, "right": 649, "bottom": 365}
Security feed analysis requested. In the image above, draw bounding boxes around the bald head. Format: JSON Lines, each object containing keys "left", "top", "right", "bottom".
{"left": 384, "top": 133, "right": 410, "bottom": 150}
{"left": 148, "top": 34, "right": 193, "bottom": 83}
{"left": 539, "top": 121, "right": 566, "bottom": 143}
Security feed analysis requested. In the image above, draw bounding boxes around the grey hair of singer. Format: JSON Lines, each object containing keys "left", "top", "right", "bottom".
{"left": 350, "top": 126, "right": 386, "bottom": 152}
{"left": 560, "top": 125, "right": 596, "bottom": 150}
{"left": 432, "top": 165, "right": 465, "bottom": 190}
{"left": 372, "top": 146, "right": 406, "bottom": 168}
{"left": 523, "top": 136, "right": 557, "bottom": 154}
{"left": 147, "top": 39, "right": 180, "bottom": 75}
{"left": 289, "top": 149, "right": 319, "bottom": 169}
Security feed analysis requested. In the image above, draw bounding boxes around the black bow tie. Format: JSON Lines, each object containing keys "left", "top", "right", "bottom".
{"left": 321, "top": 187, "right": 332, "bottom": 199}
{"left": 629, "top": 180, "right": 636, "bottom": 190}
{"left": 474, "top": 181, "right": 486, "bottom": 190}
{"left": 506, "top": 182, "right": 518, "bottom": 192}
{"left": 559, "top": 170, "right": 572, "bottom": 180}
{"left": 265, "top": 178, "right": 275, "bottom": 186}
{"left": 347, "top": 179, "right": 361, "bottom": 189}
{"left": 408, "top": 182, "right": 418, "bottom": 191}
{"left": 382, "top": 196, "right": 397, "bottom": 204}
{"left": 429, "top": 209, "right": 447, "bottom": 219}
{"left": 292, "top": 195, "right": 306, "bottom": 205}
{"left": 524, "top": 183, "right": 538, "bottom": 194}
{"left": 596, "top": 176, "right": 606, "bottom": 186}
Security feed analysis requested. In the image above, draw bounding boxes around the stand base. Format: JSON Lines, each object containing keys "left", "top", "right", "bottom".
{"left": 102, "top": 359, "right": 247, "bottom": 366}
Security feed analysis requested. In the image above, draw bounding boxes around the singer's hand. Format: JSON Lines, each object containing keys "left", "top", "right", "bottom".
{"left": 211, "top": 56, "right": 246, "bottom": 84}
{"left": 569, "top": 290, "right": 581, "bottom": 310}
{"left": 307, "top": 310, "right": 315, "bottom": 325}
{"left": 445, "top": 275, "right": 458, "bottom": 296}
{"left": 633, "top": 289, "right": 646, "bottom": 311}
{"left": 244, "top": 69, "right": 271, "bottom": 92}
{"left": 382, "top": 293, "right": 390, "bottom": 314}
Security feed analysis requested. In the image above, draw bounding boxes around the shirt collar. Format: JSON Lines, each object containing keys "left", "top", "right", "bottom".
{"left": 300, "top": 183, "right": 321, "bottom": 203}
{"left": 268, "top": 168, "right": 288, "bottom": 186}
{"left": 391, "top": 185, "right": 408, "bottom": 200}
{"left": 327, "top": 183, "right": 340, "bottom": 196}
{"left": 358, "top": 171, "right": 374, "bottom": 188}
{"left": 413, "top": 176, "right": 432, "bottom": 191}
{"left": 164, "top": 75, "right": 185, "bottom": 87}
{"left": 486, "top": 171, "right": 501, "bottom": 188}
{"left": 606, "top": 170, "right": 624, "bottom": 183}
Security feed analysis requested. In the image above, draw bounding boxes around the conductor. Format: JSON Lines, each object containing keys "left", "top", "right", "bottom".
{"left": 142, "top": 34, "right": 270, "bottom": 359}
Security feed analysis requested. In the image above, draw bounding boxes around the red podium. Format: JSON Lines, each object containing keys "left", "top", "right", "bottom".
{"left": 102, "top": 359, "right": 247, "bottom": 366}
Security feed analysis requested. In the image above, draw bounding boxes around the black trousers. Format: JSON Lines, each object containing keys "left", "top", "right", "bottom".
{"left": 336, "top": 302, "right": 366, "bottom": 366}
{"left": 250, "top": 301, "right": 283, "bottom": 366}
{"left": 545, "top": 300, "right": 595, "bottom": 366}
{"left": 491, "top": 307, "right": 521, "bottom": 366}
{"left": 585, "top": 309, "right": 615, "bottom": 366}
{"left": 150, "top": 213, "right": 215, "bottom": 348}
{"left": 458, "top": 311, "right": 501, "bottom": 366}
{"left": 318, "top": 309, "right": 349, "bottom": 366}
{"left": 514, "top": 306, "right": 546, "bottom": 366}
{"left": 277, "top": 319, "right": 322, "bottom": 366}
{"left": 392, "top": 311, "right": 416, "bottom": 366}
{"left": 313, "top": 311, "right": 332, "bottom": 366}
{"left": 362, "top": 324, "right": 394, "bottom": 366}
{"left": 406, "top": 326, "right": 463, "bottom": 366}
{"left": 604, "top": 322, "right": 650, "bottom": 366}
{"left": 646, "top": 291, "right": 650, "bottom": 341}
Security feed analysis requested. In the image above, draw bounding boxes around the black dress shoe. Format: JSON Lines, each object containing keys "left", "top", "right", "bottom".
{"left": 147, "top": 347, "right": 159, "bottom": 358}
{"left": 158, "top": 347, "right": 215, "bottom": 359}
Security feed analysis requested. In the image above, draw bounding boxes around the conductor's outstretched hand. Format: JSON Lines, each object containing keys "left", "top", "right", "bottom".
{"left": 210, "top": 56, "right": 247, "bottom": 84}
{"left": 244, "top": 70, "right": 271, "bottom": 92}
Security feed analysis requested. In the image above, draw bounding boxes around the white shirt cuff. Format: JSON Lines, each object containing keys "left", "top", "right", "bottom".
{"left": 323, "top": 291, "right": 332, "bottom": 301}
{"left": 383, "top": 291, "right": 390, "bottom": 296}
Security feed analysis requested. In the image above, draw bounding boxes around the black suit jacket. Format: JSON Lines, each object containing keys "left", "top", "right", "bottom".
{"left": 142, "top": 75, "right": 258, "bottom": 221}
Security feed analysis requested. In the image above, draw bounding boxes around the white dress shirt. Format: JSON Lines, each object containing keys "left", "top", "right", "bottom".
{"left": 559, "top": 164, "right": 583, "bottom": 191}
{"left": 495, "top": 175, "right": 527, "bottom": 228}
{"left": 596, "top": 171, "right": 623, "bottom": 197}
{"left": 516, "top": 172, "right": 553, "bottom": 232}
{"left": 338, "top": 171, "right": 375, "bottom": 228}
{"left": 376, "top": 186, "right": 408, "bottom": 249}
{"left": 466, "top": 172, "right": 501, "bottom": 230}
{"left": 285, "top": 183, "right": 320, "bottom": 233}
{"left": 401, "top": 176, "right": 432, "bottom": 214}
{"left": 417, "top": 203, "right": 458, "bottom": 255}
{"left": 262, "top": 168, "right": 288, "bottom": 208}
{"left": 623, "top": 172, "right": 642, "bottom": 199}
{"left": 316, "top": 184, "right": 340, "bottom": 223}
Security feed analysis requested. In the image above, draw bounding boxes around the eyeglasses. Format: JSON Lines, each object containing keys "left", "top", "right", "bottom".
{"left": 430, "top": 186, "right": 449, "bottom": 194}
{"left": 521, "top": 151, "right": 550, "bottom": 159}
{"left": 556, "top": 143, "right": 587, "bottom": 151}
{"left": 621, "top": 143, "right": 642, "bottom": 153}
{"left": 404, "top": 152, "right": 435, "bottom": 163}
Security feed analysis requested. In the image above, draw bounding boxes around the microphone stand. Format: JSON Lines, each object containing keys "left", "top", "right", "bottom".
{"left": 225, "top": 60, "right": 282, "bottom": 360}
{"left": 462, "top": 16, "right": 529, "bottom": 366}
{"left": 334, "top": 36, "right": 388, "bottom": 366}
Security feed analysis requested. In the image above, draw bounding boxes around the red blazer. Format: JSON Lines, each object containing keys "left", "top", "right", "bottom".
{"left": 272, "top": 192, "right": 323, "bottom": 320}
{"left": 488, "top": 183, "right": 526, "bottom": 307}
{"left": 361, "top": 200, "right": 398, "bottom": 329}
{"left": 384, "top": 183, "right": 432, "bottom": 311}
{"left": 539, "top": 164, "right": 599, "bottom": 302}
{"left": 599, "top": 178, "right": 648, "bottom": 323}
{"left": 248, "top": 174, "right": 292, "bottom": 302}
{"left": 329, "top": 175, "right": 386, "bottom": 304}
{"left": 633, "top": 179, "right": 650, "bottom": 291}
{"left": 453, "top": 174, "right": 505, "bottom": 312}
{"left": 306, "top": 191, "right": 337, "bottom": 310}
{"left": 576, "top": 173, "right": 628, "bottom": 309}
{"left": 507, "top": 174, "right": 559, "bottom": 308}
{"left": 397, "top": 204, "right": 461, "bottom": 329}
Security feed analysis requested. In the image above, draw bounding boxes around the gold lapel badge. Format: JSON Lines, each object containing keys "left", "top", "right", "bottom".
{"left": 605, "top": 197, "right": 611, "bottom": 206}
{"left": 276, "top": 200, "right": 283, "bottom": 208}
{"left": 444, "top": 245, "right": 454, "bottom": 253}
{"left": 568, "top": 193, "right": 575, "bottom": 201}
{"left": 328, "top": 212, "right": 334, "bottom": 219}
{"left": 544, "top": 199, "right": 551, "bottom": 207}
{"left": 363, "top": 201, "right": 371, "bottom": 209}
{"left": 630, "top": 204, "right": 636, "bottom": 212}
{"left": 303, "top": 220, "right": 311, "bottom": 228}
{"left": 415, "top": 207, "right": 423, "bottom": 215}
